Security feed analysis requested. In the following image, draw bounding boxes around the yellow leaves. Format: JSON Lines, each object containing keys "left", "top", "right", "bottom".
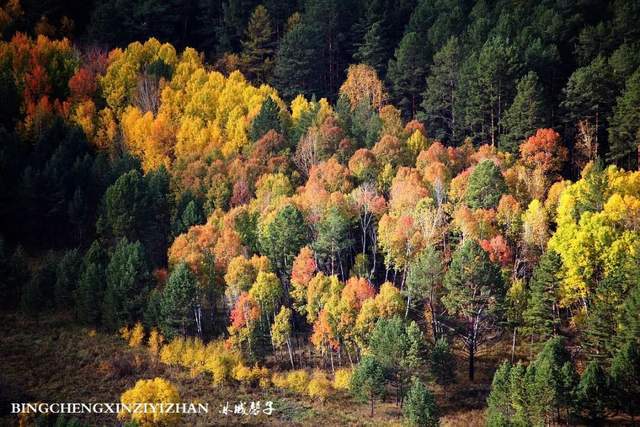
{"left": 148, "top": 328, "right": 165, "bottom": 357}
{"left": 119, "top": 378, "right": 181, "bottom": 426}
{"left": 307, "top": 370, "right": 332, "bottom": 402}
{"left": 121, "top": 106, "right": 173, "bottom": 171}
{"left": 522, "top": 199, "right": 549, "bottom": 252}
{"left": 333, "top": 368, "right": 352, "bottom": 391}
{"left": 406, "top": 129, "right": 429, "bottom": 159}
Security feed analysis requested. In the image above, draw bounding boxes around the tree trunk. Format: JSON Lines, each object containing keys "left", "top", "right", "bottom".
{"left": 286, "top": 338, "right": 295, "bottom": 369}
{"left": 468, "top": 345, "right": 475, "bottom": 381}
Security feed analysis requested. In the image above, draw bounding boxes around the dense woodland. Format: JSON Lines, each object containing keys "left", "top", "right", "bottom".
{"left": 1, "top": 0, "right": 640, "bottom": 425}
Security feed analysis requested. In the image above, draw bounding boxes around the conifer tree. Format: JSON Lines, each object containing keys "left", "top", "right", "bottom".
{"left": 249, "top": 97, "right": 281, "bottom": 142}
{"left": 241, "top": 5, "right": 275, "bottom": 84}
{"left": 608, "top": 68, "right": 640, "bottom": 169}
{"left": 523, "top": 249, "right": 561, "bottom": 346}
{"left": 403, "top": 377, "right": 439, "bottom": 427}
{"left": 351, "top": 355, "right": 386, "bottom": 416}
{"left": 577, "top": 361, "right": 608, "bottom": 421}
{"left": 500, "top": 72, "right": 547, "bottom": 154}
{"left": 160, "top": 262, "right": 198, "bottom": 339}
{"left": 354, "top": 21, "right": 388, "bottom": 77}
{"left": 387, "top": 32, "right": 428, "bottom": 118}
{"left": 465, "top": 160, "right": 507, "bottom": 210}
{"left": 609, "top": 342, "right": 640, "bottom": 420}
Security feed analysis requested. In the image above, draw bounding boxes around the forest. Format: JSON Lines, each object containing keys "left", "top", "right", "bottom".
{"left": 0, "top": 0, "right": 639, "bottom": 425}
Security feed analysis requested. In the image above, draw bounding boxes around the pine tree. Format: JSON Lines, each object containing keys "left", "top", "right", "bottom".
{"left": 419, "top": 36, "right": 462, "bottom": 145}
{"left": 75, "top": 241, "right": 107, "bottom": 325}
{"left": 486, "top": 361, "right": 513, "bottom": 426}
{"left": 500, "top": 72, "right": 547, "bottom": 154}
{"left": 160, "top": 263, "right": 198, "bottom": 339}
{"left": 609, "top": 342, "right": 640, "bottom": 420}
{"left": 430, "top": 337, "right": 456, "bottom": 385}
{"left": 576, "top": 361, "right": 608, "bottom": 421}
{"left": 249, "top": 97, "right": 281, "bottom": 142}
{"left": 350, "top": 355, "right": 386, "bottom": 416}
{"left": 387, "top": 32, "right": 429, "bottom": 118}
{"left": 103, "top": 238, "right": 150, "bottom": 331}
{"left": 523, "top": 249, "right": 561, "bottom": 346}
{"left": 55, "top": 249, "right": 82, "bottom": 310}
{"left": 241, "top": 5, "right": 275, "bottom": 84}
{"left": 616, "top": 283, "right": 640, "bottom": 349}
{"left": 607, "top": 68, "right": 640, "bottom": 169}
{"left": 403, "top": 377, "right": 439, "bottom": 427}
{"left": 354, "top": 21, "right": 388, "bottom": 77}
{"left": 465, "top": 160, "right": 507, "bottom": 210}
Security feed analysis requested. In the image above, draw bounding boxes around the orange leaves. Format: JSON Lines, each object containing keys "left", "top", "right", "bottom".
{"left": 389, "top": 167, "right": 428, "bottom": 213}
{"left": 341, "top": 277, "right": 375, "bottom": 311}
{"left": 520, "top": 128, "right": 568, "bottom": 177}
{"left": 339, "top": 64, "right": 387, "bottom": 110}
{"left": 291, "top": 247, "right": 317, "bottom": 290}
{"left": 230, "top": 292, "right": 261, "bottom": 331}
{"left": 480, "top": 235, "right": 513, "bottom": 267}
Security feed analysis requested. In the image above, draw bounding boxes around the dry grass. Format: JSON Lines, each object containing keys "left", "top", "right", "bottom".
{"left": 0, "top": 313, "right": 507, "bottom": 426}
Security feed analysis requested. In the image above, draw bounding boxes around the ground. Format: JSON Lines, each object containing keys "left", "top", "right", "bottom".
{"left": 0, "top": 312, "right": 513, "bottom": 426}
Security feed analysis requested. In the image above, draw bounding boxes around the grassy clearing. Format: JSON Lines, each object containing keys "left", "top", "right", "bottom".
{"left": 0, "top": 313, "right": 503, "bottom": 426}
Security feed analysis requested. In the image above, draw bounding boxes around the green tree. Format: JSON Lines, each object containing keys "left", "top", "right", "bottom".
{"left": 55, "top": 249, "right": 82, "bottom": 310}
{"left": 443, "top": 239, "right": 504, "bottom": 381}
{"left": 576, "top": 361, "right": 608, "bottom": 421}
{"left": 160, "top": 263, "right": 198, "bottom": 339}
{"left": 354, "top": 21, "right": 388, "bottom": 77}
{"left": 523, "top": 250, "right": 561, "bottom": 346}
{"left": 617, "top": 283, "right": 640, "bottom": 348}
{"left": 387, "top": 32, "right": 429, "bottom": 118}
{"left": 499, "top": 72, "right": 547, "bottom": 154}
{"left": 249, "top": 97, "right": 281, "bottom": 142}
{"left": 403, "top": 377, "right": 439, "bottom": 427}
{"left": 103, "top": 238, "right": 150, "bottom": 331}
{"left": 313, "top": 205, "right": 354, "bottom": 276}
{"left": 608, "top": 68, "right": 640, "bottom": 169}
{"left": 259, "top": 203, "right": 308, "bottom": 278}
{"left": 430, "top": 337, "right": 456, "bottom": 385}
{"left": 75, "top": 241, "right": 107, "bottom": 325}
{"left": 241, "top": 5, "right": 275, "bottom": 84}
{"left": 486, "top": 361, "right": 514, "bottom": 427}
{"left": 609, "top": 342, "right": 640, "bottom": 420}
{"left": 419, "top": 36, "right": 462, "bottom": 145}
{"left": 351, "top": 355, "right": 386, "bottom": 416}
{"left": 465, "top": 160, "right": 507, "bottom": 210}
{"left": 406, "top": 247, "right": 443, "bottom": 331}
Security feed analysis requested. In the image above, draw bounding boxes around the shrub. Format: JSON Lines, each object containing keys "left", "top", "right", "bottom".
{"left": 333, "top": 368, "right": 352, "bottom": 391}
{"left": 147, "top": 328, "right": 164, "bottom": 357}
{"left": 118, "top": 378, "right": 181, "bottom": 426}
{"left": 308, "top": 370, "right": 332, "bottom": 402}
{"left": 128, "top": 322, "right": 145, "bottom": 347}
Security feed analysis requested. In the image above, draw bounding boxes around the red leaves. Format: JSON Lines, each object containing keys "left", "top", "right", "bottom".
{"left": 480, "top": 235, "right": 513, "bottom": 267}
{"left": 230, "top": 292, "right": 261, "bottom": 330}
{"left": 520, "top": 128, "right": 568, "bottom": 176}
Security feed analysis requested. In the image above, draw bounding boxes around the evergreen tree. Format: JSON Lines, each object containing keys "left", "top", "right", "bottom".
{"left": 609, "top": 342, "right": 640, "bottom": 420}
{"left": 160, "top": 262, "right": 198, "bottom": 339}
{"left": 354, "top": 21, "right": 388, "bottom": 77}
{"left": 465, "top": 160, "right": 507, "bottom": 209}
{"left": 241, "top": 5, "right": 275, "bottom": 84}
{"left": 258, "top": 204, "right": 309, "bottom": 278}
{"left": 561, "top": 55, "right": 615, "bottom": 157}
{"left": 387, "top": 32, "right": 429, "bottom": 118}
{"left": 523, "top": 249, "right": 561, "bottom": 346}
{"left": 312, "top": 205, "right": 354, "bottom": 276}
{"left": 249, "top": 97, "right": 281, "bottom": 142}
{"left": 499, "top": 72, "right": 547, "bottom": 154}
{"left": 576, "top": 361, "right": 608, "bottom": 421}
{"left": 75, "top": 241, "right": 107, "bottom": 325}
{"left": 350, "top": 355, "right": 386, "bottom": 416}
{"left": 430, "top": 337, "right": 456, "bottom": 385}
{"left": 403, "top": 377, "right": 439, "bottom": 427}
{"left": 180, "top": 200, "right": 205, "bottom": 232}
{"left": 55, "top": 249, "right": 82, "bottom": 310}
{"left": 486, "top": 361, "right": 513, "bottom": 426}
{"left": 102, "top": 238, "right": 150, "bottom": 331}
{"left": 272, "top": 19, "right": 324, "bottom": 99}
{"left": 616, "top": 283, "right": 640, "bottom": 349}
{"left": 443, "top": 239, "right": 504, "bottom": 381}
{"left": 608, "top": 68, "right": 640, "bottom": 169}
{"left": 419, "top": 36, "right": 462, "bottom": 145}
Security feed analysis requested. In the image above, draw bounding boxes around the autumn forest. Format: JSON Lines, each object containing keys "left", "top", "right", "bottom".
{"left": 0, "top": 0, "right": 640, "bottom": 425}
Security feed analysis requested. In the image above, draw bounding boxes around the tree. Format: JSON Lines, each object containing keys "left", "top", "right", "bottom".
{"left": 313, "top": 205, "right": 354, "bottom": 276}
{"left": 75, "top": 241, "right": 107, "bottom": 325}
{"left": 576, "top": 361, "right": 608, "bottom": 421}
{"left": 103, "top": 238, "right": 150, "bottom": 331}
{"left": 339, "top": 64, "right": 387, "bottom": 111}
{"left": 523, "top": 250, "right": 561, "bottom": 345}
{"left": 354, "top": 22, "right": 388, "bottom": 77}
{"left": 486, "top": 361, "right": 513, "bottom": 427}
{"left": 519, "top": 128, "right": 568, "bottom": 179}
{"left": 403, "top": 377, "right": 439, "bottom": 427}
{"left": 55, "top": 249, "right": 82, "bottom": 309}
{"left": 271, "top": 305, "right": 294, "bottom": 368}
{"left": 499, "top": 72, "right": 546, "bottom": 154}
{"left": 387, "top": 32, "right": 428, "bottom": 118}
{"left": 160, "top": 263, "right": 198, "bottom": 339}
{"left": 259, "top": 203, "right": 308, "bottom": 278}
{"left": 420, "top": 36, "right": 462, "bottom": 145}
{"left": 271, "top": 19, "right": 324, "bottom": 99}
{"left": 609, "top": 342, "right": 640, "bottom": 420}
{"left": 465, "top": 160, "right": 507, "bottom": 210}
{"left": 351, "top": 355, "right": 386, "bottom": 416}
{"left": 443, "top": 239, "right": 504, "bottom": 381}
{"left": 406, "top": 247, "right": 443, "bottom": 330}
{"left": 430, "top": 337, "right": 456, "bottom": 385}
{"left": 249, "top": 97, "right": 281, "bottom": 142}
{"left": 561, "top": 56, "right": 615, "bottom": 157}
{"left": 368, "top": 316, "right": 410, "bottom": 404}
{"left": 608, "top": 68, "right": 640, "bottom": 169}
{"left": 241, "top": 5, "right": 274, "bottom": 84}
